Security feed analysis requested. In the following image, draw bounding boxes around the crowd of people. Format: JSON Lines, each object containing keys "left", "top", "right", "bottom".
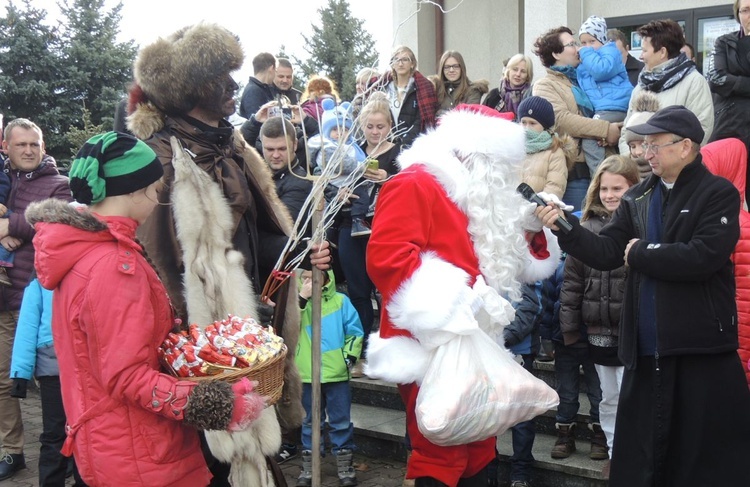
{"left": 1, "top": 4, "right": 750, "bottom": 487}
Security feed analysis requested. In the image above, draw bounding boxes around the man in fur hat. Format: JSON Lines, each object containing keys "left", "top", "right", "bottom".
{"left": 365, "top": 104, "right": 561, "bottom": 487}
{"left": 127, "top": 24, "right": 329, "bottom": 487}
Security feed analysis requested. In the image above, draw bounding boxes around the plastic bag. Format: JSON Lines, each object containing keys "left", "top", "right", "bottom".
{"left": 415, "top": 329, "right": 559, "bottom": 446}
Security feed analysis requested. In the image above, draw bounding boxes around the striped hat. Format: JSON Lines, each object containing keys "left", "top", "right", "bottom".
{"left": 69, "top": 132, "right": 163, "bottom": 205}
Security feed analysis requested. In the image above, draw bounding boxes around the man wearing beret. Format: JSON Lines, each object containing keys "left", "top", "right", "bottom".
{"left": 536, "top": 105, "right": 750, "bottom": 486}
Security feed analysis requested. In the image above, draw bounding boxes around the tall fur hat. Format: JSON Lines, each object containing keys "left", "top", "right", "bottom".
{"left": 133, "top": 23, "right": 243, "bottom": 115}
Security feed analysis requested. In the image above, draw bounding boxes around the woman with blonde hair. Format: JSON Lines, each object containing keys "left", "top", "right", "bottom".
{"left": 337, "top": 93, "right": 401, "bottom": 378}
{"left": 301, "top": 75, "right": 340, "bottom": 121}
{"left": 483, "top": 53, "right": 533, "bottom": 118}
{"left": 373, "top": 45, "right": 438, "bottom": 148}
{"left": 434, "top": 50, "right": 488, "bottom": 116}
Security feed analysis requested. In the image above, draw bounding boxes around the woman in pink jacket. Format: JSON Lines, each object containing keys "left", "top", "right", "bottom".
{"left": 27, "top": 132, "right": 266, "bottom": 487}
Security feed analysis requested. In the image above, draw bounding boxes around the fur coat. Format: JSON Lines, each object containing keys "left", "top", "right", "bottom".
{"left": 128, "top": 106, "right": 303, "bottom": 487}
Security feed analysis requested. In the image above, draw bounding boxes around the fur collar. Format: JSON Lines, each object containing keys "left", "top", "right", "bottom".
{"left": 26, "top": 199, "right": 106, "bottom": 232}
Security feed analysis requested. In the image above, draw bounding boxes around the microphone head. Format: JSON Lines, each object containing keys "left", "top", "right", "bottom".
{"left": 516, "top": 182, "right": 536, "bottom": 200}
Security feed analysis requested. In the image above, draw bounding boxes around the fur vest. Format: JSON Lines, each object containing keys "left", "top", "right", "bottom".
{"left": 128, "top": 105, "right": 304, "bottom": 486}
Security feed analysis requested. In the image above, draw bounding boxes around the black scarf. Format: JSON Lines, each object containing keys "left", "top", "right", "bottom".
{"left": 638, "top": 52, "right": 696, "bottom": 93}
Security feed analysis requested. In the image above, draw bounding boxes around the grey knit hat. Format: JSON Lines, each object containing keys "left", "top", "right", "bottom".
{"left": 579, "top": 16, "right": 608, "bottom": 45}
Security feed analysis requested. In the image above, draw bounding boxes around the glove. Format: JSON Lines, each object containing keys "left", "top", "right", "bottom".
{"left": 257, "top": 302, "right": 275, "bottom": 327}
{"left": 10, "top": 378, "right": 28, "bottom": 398}
{"left": 538, "top": 192, "right": 574, "bottom": 212}
{"left": 228, "top": 378, "right": 266, "bottom": 432}
{"left": 519, "top": 201, "right": 543, "bottom": 233}
{"left": 344, "top": 355, "right": 357, "bottom": 369}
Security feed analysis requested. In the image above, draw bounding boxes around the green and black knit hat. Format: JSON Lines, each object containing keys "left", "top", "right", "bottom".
{"left": 69, "top": 131, "right": 163, "bottom": 205}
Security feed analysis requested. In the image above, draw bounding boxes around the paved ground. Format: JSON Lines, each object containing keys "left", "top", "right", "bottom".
{"left": 1, "top": 387, "right": 408, "bottom": 487}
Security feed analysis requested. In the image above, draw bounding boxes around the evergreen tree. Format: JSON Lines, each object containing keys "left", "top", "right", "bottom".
{"left": 0, "top": 0, "right": 68, "bottom": 155}
{"left": 297, "top": 0, "right": 378, "bottom": 101}
{"left": 58, "top": 0, "right": 136, "bottom": 134}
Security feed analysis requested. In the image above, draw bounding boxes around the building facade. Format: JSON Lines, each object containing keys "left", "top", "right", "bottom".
{"left": 391, "top": 0, "right": 735, "bottom": 86}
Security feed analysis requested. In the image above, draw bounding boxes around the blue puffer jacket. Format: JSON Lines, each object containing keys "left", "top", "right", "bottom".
{"left": 577, "top": 42, "right": 633, "bottom": 112}
{"left": 10, "top": 277, "right": 58, "bottom": 379}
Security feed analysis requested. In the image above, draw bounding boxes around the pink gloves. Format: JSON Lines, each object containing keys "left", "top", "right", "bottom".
{"left": 228, "top": 378, "right": 266, "bottom": 431}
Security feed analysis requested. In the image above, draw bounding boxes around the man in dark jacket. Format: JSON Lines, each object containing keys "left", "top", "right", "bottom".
{"left": 272, "top": 58, "right": 302, "bottom": 105}
{"left": 0, "top": 118, "right": 71, "bottom": 481}
{"left": 239, "top": 52, "right": 276, "bottom": 119}
{"left": 607, "top": 29, "right": 644, "bottom": 87}
{"left": 536, "top": 106, "right": 750, "bottom": 486}
{"left": 259, "top": 117, "right": 313, "bottom": 222}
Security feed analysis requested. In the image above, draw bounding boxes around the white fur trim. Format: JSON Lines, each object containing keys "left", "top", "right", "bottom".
{"left": 205, "top": 407, "right": 281, "bottom": 487}
{"left": 397, "top": 110, "right": 526, "bottom": 212}
{"left": 170, "top": 137, "right": 258, "bottom": 327}
{"left": 364, "top": 334, "right": 431, "bottom": 385}
{"left": 519, "top": 228, "right": 561, "bottom": 283}
{"left": 387, "top": 252, "right": 479, "bottom": 341}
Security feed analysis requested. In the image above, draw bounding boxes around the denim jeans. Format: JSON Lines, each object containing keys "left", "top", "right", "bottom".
{"left": 562, "top": 178, "right": 591, "bottom": 214}
{"left": 510, "top": 354, "right": 536, "bottom": 482}
{"left": 554, "top": 343, "right": 602, "bottom": 423}
{"left": 38, "top": 376, "right": 86, "bottom": 487}
{"left": 301, "top": 381, "right": 355, "bottom": 453}
{"left": 337, "top": 224, "right": 374, "bottom": 356}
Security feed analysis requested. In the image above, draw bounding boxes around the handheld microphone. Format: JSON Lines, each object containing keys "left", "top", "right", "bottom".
{"left": 516, "top": 182, "right": 573, "bottom": 234}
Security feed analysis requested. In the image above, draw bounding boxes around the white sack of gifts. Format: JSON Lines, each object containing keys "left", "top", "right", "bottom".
{"left": 415, "top": 329, "right": 558, "bottom": 446}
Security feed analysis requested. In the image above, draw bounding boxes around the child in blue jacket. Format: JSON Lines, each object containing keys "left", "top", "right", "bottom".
{"left": 576, "top": 16, "right": 633, "bottom": 176}
{"left": 10, "top": 276, "right": 85, "bottom": 486}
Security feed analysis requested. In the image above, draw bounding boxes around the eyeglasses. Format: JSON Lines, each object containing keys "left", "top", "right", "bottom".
{"left": 563, "top": 41, "right": 580, "bottom": 48}
{"left": 391, "top": 57, "right": 411, "bottom": 65}
{"left": 443, "top": 64, "right": 461, "bottom": 71}
{"left": 740, "top": 8, "right": 750, "bottom": 15}
{"left": 641, "top": 138, "right": 684, "bottom": 155}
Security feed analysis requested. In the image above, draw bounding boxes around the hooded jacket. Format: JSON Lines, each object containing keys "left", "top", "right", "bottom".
{"left": 27, "top": 200, "right": 211, "bottom": 487}
{"left": 10, "top": 278, "right": 58, "bottom": 381}
{"left": 2, "top": 156, "right": 70, "bottom": 310}
{"left": 702, "top": 138, "right": 750, "bottom": 385}
{"left": 576, "top": 42, "right": 633, "bottom": 112}
{"left": 295, "top": 271, "right": 363, "bottom": 383}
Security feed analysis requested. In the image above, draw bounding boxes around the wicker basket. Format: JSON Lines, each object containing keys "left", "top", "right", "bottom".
{"left": 167, "top": 345, "right": 287, "bottom": 407}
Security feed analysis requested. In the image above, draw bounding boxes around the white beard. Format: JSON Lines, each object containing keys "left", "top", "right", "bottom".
{"left": 463, "top": 152, "right": 528, "bottom": 303}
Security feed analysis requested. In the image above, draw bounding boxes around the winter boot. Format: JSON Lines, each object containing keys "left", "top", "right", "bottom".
{"left": 589, "top": 423, "right": 609, "bottom": 460}
{"left": 550, "top": 423, "right": 576, "bottom": 459}
{"left": 335, "top": 448, "right": 358, "bottom": 486}
{"left": 296, "top": 450, "right": 313, "bottom": 487}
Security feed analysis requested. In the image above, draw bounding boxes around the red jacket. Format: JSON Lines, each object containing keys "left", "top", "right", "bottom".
{"left": 702, "top": 138, "right": 750, "bottom": 385}
{"left": 31, "top": 206, "right": 211, "bottom": 487}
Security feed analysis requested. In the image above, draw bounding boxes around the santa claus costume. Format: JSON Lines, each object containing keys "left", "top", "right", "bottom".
{"left": 365, "top": 105, "right": 560, "bottom": 486}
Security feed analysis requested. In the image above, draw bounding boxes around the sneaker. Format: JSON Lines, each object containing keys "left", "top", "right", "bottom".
{"left": 350, "top": 219, "right": 371, "bottom": 238}
{"left": 510, "top": 481, "right": 532, "bottom": 487}
{"left": 275, "top": 443, "right": 298, "bottom": 463}
{"left": 0, "top": 267, "right": 11, "bottom": 287}
{"left": 296, "top": 450, "right": 312, "bottom": 487}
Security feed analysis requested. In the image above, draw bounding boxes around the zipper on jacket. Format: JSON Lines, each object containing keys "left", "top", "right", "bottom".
{"left": 654, "top": 350, "right": 660, "bottom": 372}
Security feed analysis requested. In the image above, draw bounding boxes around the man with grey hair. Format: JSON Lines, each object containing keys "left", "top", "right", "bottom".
{"left": 0, "top": 118, "right": 70, "bottom": 481}
{"left": 536, "top": 106, "right": 750, "bottom": 486}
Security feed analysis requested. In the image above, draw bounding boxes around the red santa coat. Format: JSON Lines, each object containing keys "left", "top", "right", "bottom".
{"left": 365, "top": 108, "right": 559, "bottom": 485}
{"left": 702, "top": 138, "right": 750, "bottom": 386}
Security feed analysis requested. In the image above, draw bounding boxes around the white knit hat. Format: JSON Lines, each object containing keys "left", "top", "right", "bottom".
{"left": 579, "top": 16, "right": 608, "bottom": 45}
